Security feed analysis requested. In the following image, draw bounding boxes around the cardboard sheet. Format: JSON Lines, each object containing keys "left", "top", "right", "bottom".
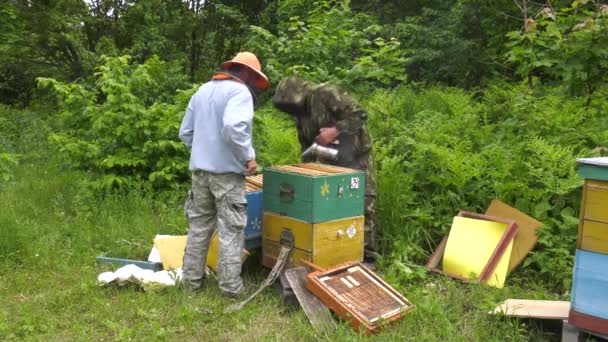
{"left": 153, "top": 233, "right": 248, "bottom": 272}
{"left": 442, "top": 216, "right": 513, "bottom": 288}
{"left": 485, "top": 200, "right": 543, "bottom": 272}
{"left": 153, "top": 235, "right": 188, "bottom": 270}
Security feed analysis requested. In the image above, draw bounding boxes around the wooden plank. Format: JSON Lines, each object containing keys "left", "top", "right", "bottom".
{"left": 285, "top": 267, "right": 336, "bottom": 333}
{"left": 580, "top": 220, "right": 608, "bottom": 254}
{"left": 272, "top": 165, "right": 329, "bottom": 176}
{"left": 490, "top": 299, "right": 570, "bottom": 320}
{"left": 485, "top": 199, "right": 544, "bottom": 272}
{"left": 293, "top": 163, "right": 358, "bottom": 174}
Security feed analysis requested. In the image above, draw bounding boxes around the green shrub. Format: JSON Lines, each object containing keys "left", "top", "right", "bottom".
{"left": 363, "top": 83, "right": 601, "bottom": 289}
{"left": 37, "top": 55, "right": 194, "bottom": 190}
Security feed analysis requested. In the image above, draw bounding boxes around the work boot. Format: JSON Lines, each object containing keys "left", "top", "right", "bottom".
{"left": 222, "top": 284, "right": 245, "bottom": 300}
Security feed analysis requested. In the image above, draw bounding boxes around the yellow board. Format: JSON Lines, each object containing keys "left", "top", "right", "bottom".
{"left": 153, "top": 235, "right": 187, "bottom": 270}
{"left": 442, "top": 216, "right": 513, "bottom": 288}
{"left": 581, "top": 220, "right": 608, "bottom": 255}
{"left": 486, "top": 199, "right": 544, "bottom": 272}
{"left": 153, "top": 233, "right": 248, "bottom": 272}
{"left": 262, "top": 212, "right": 364, "bottom": 268}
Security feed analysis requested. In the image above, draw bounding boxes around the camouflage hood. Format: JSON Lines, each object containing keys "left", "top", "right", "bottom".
{"left": 272, "top": 76, "right": 315, "bottom": 117}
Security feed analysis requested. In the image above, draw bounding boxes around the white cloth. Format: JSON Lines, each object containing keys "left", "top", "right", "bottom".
{"left": 98, "top": 264, "right": 183, "bottom": 291}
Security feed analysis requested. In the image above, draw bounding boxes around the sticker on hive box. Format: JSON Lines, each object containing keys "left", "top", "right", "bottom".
{"left": 350, "top": 177, "right": 360, "bottom": 189}
{"left": 346, "top": 224, "right": 357, "bottom": 239}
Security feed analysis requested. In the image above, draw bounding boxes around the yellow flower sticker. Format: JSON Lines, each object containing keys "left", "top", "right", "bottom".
{"left": 320, "top": 180, "right": 330, "bottom": 197}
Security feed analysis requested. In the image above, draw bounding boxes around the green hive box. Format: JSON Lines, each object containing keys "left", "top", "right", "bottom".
{"left": 577, "top": 158, "right": 608, "bottom": 181}
{"left": 263, "top": 163, "right": 365, "bottom": 223}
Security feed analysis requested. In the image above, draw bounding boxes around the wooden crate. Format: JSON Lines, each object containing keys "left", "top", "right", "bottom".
{"left": 569, "top": 249, "right": 608, "bottom": 330}
{"left": 263, "top": 163, "right": 365, "bottom": 223}
{"left": 577, "top": 179, "right": 608, "bottom": 254}
{"left": 306, "top": 262, "right": 414, "bottom": 334}
{"left": 262, "top": 212, "right": 364, "bottom": 269}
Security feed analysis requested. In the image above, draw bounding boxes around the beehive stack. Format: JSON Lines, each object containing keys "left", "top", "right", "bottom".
{"left": 244, "top": 175, "right": 264, "bottom": 250}
{"left": 261, "top": 163, "right": 366, "bottom": 269}
{"left": 568, "top": 158, "right": 608, "bottom": 335}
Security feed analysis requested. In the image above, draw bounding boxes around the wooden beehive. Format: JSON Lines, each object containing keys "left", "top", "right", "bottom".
{"left": 568, "top": 158, "right": 608, "bottom": 334}
{"left": 568, "top": 249, "right": 608, "bottom": 334}
{"left": 261, "top": 212, "right": 364, "bottom": 269}
{"left": 263, "top": 163, "right": 365, "bottom": 223}
{"left": 306, "top": 262, "right": 414, "bottom": 334}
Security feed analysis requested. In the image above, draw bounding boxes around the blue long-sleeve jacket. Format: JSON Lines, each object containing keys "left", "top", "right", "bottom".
{"left": 179, "top": 80, "right": 255, "bottom": 174}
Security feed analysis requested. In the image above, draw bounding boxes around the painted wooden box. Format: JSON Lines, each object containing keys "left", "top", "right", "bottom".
{"left": 263, "top": 163, "right": 365, "bottom": 223}
{"left": 306, "top": 262, "right": 415, "bottom": 334}
{"left": 261, "top": 212, "right": 364, "bottom": 269}
{"left": 576, "top": 159, "right": 608, "bottom": 255}
{"left": 244, "top": 175, "right": 264, "bottom": 250}
{"left": 577, "top": 157, "right": 608, "bottom": 182}
{"left": 568, "top": 249, "right": 608, "bottom": 334}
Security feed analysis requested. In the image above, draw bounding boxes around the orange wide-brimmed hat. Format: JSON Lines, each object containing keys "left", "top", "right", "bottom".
{"left": 221, "top": 52, "right": 270, "bottom": 90}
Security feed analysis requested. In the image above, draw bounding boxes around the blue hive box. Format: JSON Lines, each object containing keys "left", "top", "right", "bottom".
{"left": 244, "top": 175, "right": 264, "bottom": 250}
{"left": 571, "top": 249, "right": 608, "bottom": 320}
{"left": 244, "top": 190, "right": 263, "bottom": 249}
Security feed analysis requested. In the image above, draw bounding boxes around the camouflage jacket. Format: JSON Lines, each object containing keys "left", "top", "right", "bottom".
{"left": 295, "top": 83, "right": 372, "bottom": 169}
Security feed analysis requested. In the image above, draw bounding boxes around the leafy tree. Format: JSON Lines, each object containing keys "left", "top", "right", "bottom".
{"left": 38, "top": 55, "right": 193, "bottom": 190}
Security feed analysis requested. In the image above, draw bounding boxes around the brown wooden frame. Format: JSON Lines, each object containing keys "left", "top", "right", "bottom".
{"left": 305, "top": 262, "right": 415, "bottom": 335}
{"left": 425, "top": 211, "right": 518, "bottom": 284}
{"left": 568, "top": 309, "right": 608, "bottom": 335}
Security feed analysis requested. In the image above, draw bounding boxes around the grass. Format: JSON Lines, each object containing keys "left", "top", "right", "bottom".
{"left": 0, "top": 162, "right": 569, "bottom": 341}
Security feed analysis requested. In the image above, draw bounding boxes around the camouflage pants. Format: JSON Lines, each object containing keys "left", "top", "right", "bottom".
{"left": 182, "top": 170, "right": 247, "bottom": 296}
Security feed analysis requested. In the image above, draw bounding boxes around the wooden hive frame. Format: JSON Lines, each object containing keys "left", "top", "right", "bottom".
{"left": 269, "top": 162, "right": 359, "bottom": 176}
{"left": 245, "top": 174, "right": 263, "bottom": 192}
{"left": 305, "top": 261, "right": 415, "bottom": 334}
{"left": 425, "top": 211, "right": 518, "bottom": 284}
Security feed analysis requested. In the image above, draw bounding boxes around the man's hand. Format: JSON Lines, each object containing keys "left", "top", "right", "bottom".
{"left": 245, "top": 160, "right": 257, "bottom": 175}
{"left": 316, "top": 126, "right": 339, "bottom": 146}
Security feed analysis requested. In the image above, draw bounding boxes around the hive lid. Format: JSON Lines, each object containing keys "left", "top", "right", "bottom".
{"left": 577, "top": 157, "right": 608, "bottom": 167}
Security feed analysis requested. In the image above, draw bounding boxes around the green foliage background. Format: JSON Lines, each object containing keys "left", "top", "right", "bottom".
{"left": 1, "top": 0, "right": 608, "bottom": 327}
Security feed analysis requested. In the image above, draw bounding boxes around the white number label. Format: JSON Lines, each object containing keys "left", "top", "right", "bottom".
{"left": 350, "top": 177, "right": 360, "bottom": 189}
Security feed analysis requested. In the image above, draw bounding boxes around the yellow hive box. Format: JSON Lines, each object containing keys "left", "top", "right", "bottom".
{"left": 577, "top": 179, "right": 608, "bottom": 254}
{"left": 262, "top": 212, "right": 364, "bottom": 269}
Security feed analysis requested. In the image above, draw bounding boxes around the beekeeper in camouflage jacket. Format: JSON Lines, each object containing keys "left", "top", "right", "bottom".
{"left": 272, "top": 76, "right": 378, "bottom": 257}
{"left": 179, "top": 52, "right": 269, "bottom": 297}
